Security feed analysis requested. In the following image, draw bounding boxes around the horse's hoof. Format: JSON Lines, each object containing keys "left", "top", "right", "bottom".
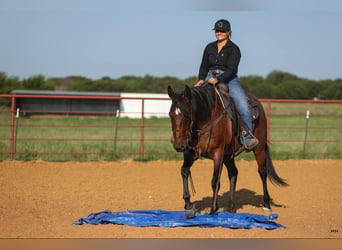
{"left": 209, "top": 207, "right": 218, "bottom": 215}
{"left": 185, "top": 207, "right": 196, "bottom": 218}
{"left": 263, "top": 207, "right": 272, "bottom": 212}
{"left": 227, "top": 207, "right": 236, "bottom": 213}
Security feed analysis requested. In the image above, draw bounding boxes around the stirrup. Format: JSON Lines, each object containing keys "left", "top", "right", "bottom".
{"left": 241, "top": 130, "right": 259, "bottom": 152}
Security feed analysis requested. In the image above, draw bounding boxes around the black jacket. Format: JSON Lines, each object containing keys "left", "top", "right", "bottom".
{"left": 198, "top": 40, "right": 241, "bottom": 83}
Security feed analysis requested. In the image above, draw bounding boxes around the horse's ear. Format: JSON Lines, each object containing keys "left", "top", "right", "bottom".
{"left": 184, "top": 85, "right": 192, "bottom": 103}
{"left": 167, "top": 85, "right": 175, "bottom": 99}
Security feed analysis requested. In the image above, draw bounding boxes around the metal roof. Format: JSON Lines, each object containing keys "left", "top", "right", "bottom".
{"left": 10, "top": 90, "right": 120, "bottom": 97}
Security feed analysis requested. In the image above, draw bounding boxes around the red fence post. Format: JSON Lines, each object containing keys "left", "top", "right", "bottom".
{"left": 9, "top": 95, "right": 16, "bottom": 160}
{"left": 140, "top": 99, "right": 145, "bottom": 159}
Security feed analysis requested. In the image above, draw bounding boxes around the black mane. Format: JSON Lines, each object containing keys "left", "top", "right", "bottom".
{"left": 174, "top": 85, "right": 215, "bottom": 122}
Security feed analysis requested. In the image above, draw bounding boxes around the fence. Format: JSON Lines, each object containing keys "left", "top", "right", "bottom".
{"left": 0, "top": 94, "right": 341, "bottom": 161}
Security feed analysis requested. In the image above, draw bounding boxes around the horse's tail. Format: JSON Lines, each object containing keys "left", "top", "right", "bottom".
{"left": 265, "top": 144, "right": 289, "bottom": 186}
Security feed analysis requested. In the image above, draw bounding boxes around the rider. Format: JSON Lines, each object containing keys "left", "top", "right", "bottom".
{"left": 195, "top": 19, "right": 259, "bottom": 151}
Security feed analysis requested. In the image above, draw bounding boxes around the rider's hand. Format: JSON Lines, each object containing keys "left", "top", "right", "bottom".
{"left": 207, "top": 77, "right": 219, "bottom": 85}
{"left": 194, "top": 80, "right": 204, "bottom": 87}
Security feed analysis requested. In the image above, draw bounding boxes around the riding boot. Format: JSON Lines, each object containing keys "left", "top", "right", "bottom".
{"left": 241, "top": 130, "right": 259, "bottom": 151}
{"left": 226, "top": 76, "right": 259, "bottom": 151}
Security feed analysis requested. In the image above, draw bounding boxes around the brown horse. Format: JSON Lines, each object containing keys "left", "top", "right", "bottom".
{"left": 167, "top": 84, "right": 288, "bottom": 218}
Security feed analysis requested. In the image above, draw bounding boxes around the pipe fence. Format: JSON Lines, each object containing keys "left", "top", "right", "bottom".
{"left": 0, "top": 94, "right": 341, "bottom": 161}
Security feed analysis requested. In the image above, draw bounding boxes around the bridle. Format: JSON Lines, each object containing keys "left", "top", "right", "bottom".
{"left": 182, "top": 87, "right": 228, "bottom": 153}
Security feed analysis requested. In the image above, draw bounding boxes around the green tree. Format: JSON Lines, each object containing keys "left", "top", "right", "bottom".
{"left": 265, "top": 70, "right": 299, "bottom": 85}
{"left": 321, "top": 79, "right": 342, "bottom": 99}
{"left": 240, "top": 75, "right": 264, "bottom": 97}
{"left": 66, "top": 76, "right": 94, "bottom": 91}
{"left": 0, "top": 72, "right": 22, "bottom": 105}
{"left": 22, "top": 74, "right": 54, "bottom": 90}
{"left": 273, "top": 80, "right": 316, "bottom": 99}
{"left": 0, "top": 72, "right": 22, "bottom": 94}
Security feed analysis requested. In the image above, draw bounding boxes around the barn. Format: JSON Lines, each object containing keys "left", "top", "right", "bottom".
{"left": 11, "top": 90, "right": 121, "bottom": 116}
{"left": 10, "top": 90, "right": 171, "bottom": 118}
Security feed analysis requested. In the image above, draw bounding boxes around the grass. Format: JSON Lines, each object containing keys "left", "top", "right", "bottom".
{"left": 0, "top": 101, "right": 341, "bottom": 161}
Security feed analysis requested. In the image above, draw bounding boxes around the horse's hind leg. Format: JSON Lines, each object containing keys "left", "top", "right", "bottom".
{"left": 254, "top": 149, "right": 272, "bottom": 211}
{"left": 223, "top": 157, "right": 238, "bottom": 213}
{"left": 181, "top": 150, "right": 196, "bottom": 218}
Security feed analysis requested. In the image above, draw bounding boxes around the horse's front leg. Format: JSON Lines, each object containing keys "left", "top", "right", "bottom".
{"left": 224, "top": 157, "right": 238, "bottom": 213}
{"left": 181, "top": 149, "right": 196, "bottom": 218}
{"left": 210, "top": 155, "right": 224, "bottom": 214}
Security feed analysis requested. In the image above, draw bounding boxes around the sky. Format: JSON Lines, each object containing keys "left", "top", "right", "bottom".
{"left": 1, "top": 0, "right": 342, "bottom": 81}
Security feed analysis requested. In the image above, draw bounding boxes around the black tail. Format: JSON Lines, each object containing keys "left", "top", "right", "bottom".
{"left": 265, "top": 144, "right": 288, "bottom": 186}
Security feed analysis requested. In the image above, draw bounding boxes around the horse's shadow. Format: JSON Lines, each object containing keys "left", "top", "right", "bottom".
{"left": 193, "top": 188, "right": 287, "bottom": 213}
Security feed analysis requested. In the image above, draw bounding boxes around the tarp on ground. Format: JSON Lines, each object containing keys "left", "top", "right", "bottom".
{"left": 74, "top": 210, "right": 285, "bottom": 230}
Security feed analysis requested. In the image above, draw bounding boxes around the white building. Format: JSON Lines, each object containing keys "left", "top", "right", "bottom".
{"left": 120, "top": 93, "right": 171, "bottom": 118}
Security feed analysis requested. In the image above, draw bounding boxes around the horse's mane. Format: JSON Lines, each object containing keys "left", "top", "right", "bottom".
{"left": 174, "top": 85, "right": 215, "bottom": 122}
{"left": 190, "top": 86, "right": 216, "bottom": 116}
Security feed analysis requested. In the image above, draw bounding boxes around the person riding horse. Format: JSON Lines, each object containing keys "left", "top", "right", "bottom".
{"left": 168, "top": 84, "right": 288, "bottom": 216}
{"left": 195, "top": 19, "right": 258, "bottom": 151}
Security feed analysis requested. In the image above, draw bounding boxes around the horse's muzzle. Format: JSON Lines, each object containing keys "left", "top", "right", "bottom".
{"left": 174, "top": 144, "right": 186, "bottom": 152}
{"left": 170, "top": 135, "right": 186, "bottom": 152}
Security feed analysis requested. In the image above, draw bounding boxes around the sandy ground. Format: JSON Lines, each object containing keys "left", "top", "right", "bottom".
{"left": 0, "top": 159, "right": 341, "bottom": 239}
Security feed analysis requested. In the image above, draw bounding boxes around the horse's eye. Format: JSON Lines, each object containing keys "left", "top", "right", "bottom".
{"left": 175, "top": 107, "right": 182, "bottom": 115}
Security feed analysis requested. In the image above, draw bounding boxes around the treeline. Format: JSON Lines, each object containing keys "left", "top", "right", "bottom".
{"left": 240, "top": 71, "right": 342, "bottom": 100}
{"left": 1, "top": 70, "right": 341, "bottom": 104}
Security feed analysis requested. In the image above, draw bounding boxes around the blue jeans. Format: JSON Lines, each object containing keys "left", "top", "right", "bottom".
{"left": 205, "top": 71, "right": 253, "bottom": 141}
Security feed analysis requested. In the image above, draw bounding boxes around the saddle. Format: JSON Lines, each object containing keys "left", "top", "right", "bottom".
{"left": 216, "top": 84, "right": 259, "bottom": 123}
{"left": 216, "top": 84, "right": 259, "bottom": 155}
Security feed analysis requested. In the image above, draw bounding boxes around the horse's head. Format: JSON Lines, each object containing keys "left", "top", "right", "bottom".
{"left": 167, "top": 85, "right": 193, "bottom": 152}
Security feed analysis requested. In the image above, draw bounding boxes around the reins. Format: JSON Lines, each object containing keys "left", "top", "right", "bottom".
{"left": 195, "top": 111, "right": 226, "bottom": 137}
{"left": 183, "top": 87, "right": 226, "bottom": 150}
{"left": 194, "top": 87, "right": 227, "bottom": 138}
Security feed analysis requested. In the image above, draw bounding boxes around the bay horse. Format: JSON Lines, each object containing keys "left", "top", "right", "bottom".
{"left": 167, "top": 84, "right": 288, "bottom": 218}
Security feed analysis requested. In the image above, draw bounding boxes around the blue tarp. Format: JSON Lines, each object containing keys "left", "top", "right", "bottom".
{"left": 74, "top": 210, "right": 285, "bottom": 230}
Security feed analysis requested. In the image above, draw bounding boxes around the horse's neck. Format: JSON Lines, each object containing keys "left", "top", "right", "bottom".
{"left": 192, "top": 100, "right": 220, "bottom": 129}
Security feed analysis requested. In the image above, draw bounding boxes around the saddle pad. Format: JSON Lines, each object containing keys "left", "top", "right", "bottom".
{"left": 74, "top": 210, "right": 285, "bottom": 230}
